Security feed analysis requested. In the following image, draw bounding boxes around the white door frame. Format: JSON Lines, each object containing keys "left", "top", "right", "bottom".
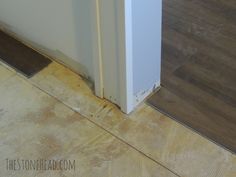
{"left": 119, "top": 0, "right": 134, "bottom": 113}
{"left": 92, "top": 0, "right": 134, "bottom": 114}
{"left": 91, "top": 0, "right": 104, "bottom": 98}
{"left": 92, "top": 0, "right": 162, "bottom": 114}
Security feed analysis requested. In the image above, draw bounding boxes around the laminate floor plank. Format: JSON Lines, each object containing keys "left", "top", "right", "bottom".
{"left": 163, "top": 0, "right": 236, "bottom": 38}
{"left": 148, "top": 87, "right": 236, "bottom": 153}
{"left": 0, "top": 30, "right": 51, "bottom": 77}
{"left": 148, "top": 0, "right": 236, "bottom": 153}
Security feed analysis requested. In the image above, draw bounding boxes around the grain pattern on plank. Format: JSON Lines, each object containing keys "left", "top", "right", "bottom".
{"left": 149, "top": 0, "right": 236, "bottom": 153}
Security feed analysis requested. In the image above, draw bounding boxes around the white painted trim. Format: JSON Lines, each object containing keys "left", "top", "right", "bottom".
{"left": 133, "top": 82, "right": 160, "bottom": 108}
{"left": 92, "top": 0, "right": 163, "bottom": 114}
{"left": 93, "top": 0, "right": 134, "bottom": 113}
{"left": 91, "top": 0, "right": 104, "bottom": 98}
{"left": 97, "top": 0, "right": 121, "bottom": 105}
{"left": 119, "top": 0, "right": 134, "bottom": 113}
{"left": 92, "top": 0, "right": 162, "bottom": 114}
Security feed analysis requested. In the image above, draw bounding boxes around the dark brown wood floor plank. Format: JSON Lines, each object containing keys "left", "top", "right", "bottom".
{"left": 148, "top": 0, "right": 236, "bottom": 153}
{"left": 163, "top": 0, "right": 236, "bottom": 39}
{"left": 174, "top": 58, "right": 236, "bottom": 107}
{"left": 0, "top": 30, "right": 51, "bottom": 77}
{"left": 163, "top": 15, "right": 236, "bottom": 59}
{"left": 164, "top": 75, "right": 236, "bottom": 126}
{"left": 148, "top": 87, "right": 236, "bottom": 153}
{"left": 162, "top": 28, "right": 236, "bottom": 71}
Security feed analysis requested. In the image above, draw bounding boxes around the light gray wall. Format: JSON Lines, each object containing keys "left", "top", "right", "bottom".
{"left": 0, "top": 0, "right": 95, "bottom": 81}
{"left": 132, "top": 0, "right": 162, "bottom": 94}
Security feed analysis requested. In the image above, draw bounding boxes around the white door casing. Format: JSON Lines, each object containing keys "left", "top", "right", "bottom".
{"left": 92, "top": 0, "right": 162, "bottom": 114}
